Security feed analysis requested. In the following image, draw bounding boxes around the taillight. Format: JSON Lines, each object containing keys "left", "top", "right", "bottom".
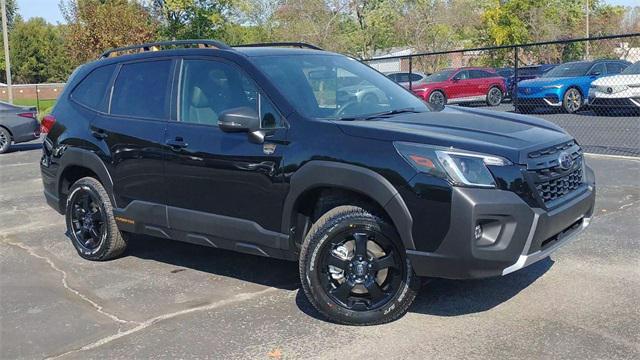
{"left": 17, "top": 112, "right": 37, "bottom": 119}
{"left": 41, "top": 114, "right": 56, "bottom": 133}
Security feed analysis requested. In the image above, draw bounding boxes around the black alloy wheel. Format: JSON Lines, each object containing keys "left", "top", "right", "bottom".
{"left": 69, "top": 189, "right": 106, "bottom": 252}
{"left": 319, "top": 231, "right": 403, "bottom": 311}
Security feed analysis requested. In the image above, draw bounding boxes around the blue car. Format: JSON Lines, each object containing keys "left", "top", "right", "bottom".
{"left": 516, "top": 59, "right": 630, "bottom": 113}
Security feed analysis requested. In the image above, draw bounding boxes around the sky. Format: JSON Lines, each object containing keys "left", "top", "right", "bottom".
{"left": 15, "top": 0, "right": 640, "bottom": 25}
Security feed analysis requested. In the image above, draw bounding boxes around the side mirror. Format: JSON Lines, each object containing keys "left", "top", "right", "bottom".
{"left": 589, "top": 71, "right": 601, "bottom": 77}
{"left": 452, "top": 76, "right": 460, "bottom": 82}
{"left": 218, "top": 107, "right": 260, "bottom": 133}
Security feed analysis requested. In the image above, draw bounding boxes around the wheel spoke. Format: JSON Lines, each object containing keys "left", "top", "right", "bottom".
{"left": 89, "top": 227, "right": 100, "bottom": 240}
{"left": 326, "top": 254, "right": 349, "bottom": 270}
{"left": 365, "top": 279, "right": 384, "bottom": 300}
{"left": 371, "top": 253, "right": 397, "bottom": 271}
{"left": 353, "top": 233, "right": 368, "bottom": 258}
{"left": 330, "top": 281, "right": 353, "bottom": 303}
{"left": 90, "top": 209, "right": 102, "bottom": 222}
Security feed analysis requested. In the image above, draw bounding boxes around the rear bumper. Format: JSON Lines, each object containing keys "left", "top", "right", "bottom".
{"left": 407, "top": 169, "right": 595, "bottom": 279}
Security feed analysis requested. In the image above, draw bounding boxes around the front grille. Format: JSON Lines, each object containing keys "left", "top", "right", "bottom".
{"left": 528, "top": 140, "right": 576, "bottom": 159}
{"left": 535, "top": 166, "right": 583, "bottom": 203}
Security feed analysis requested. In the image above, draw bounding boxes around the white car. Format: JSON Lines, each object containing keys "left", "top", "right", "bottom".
{"left": 588, "top": 61, "right": 640, "bottom": 115}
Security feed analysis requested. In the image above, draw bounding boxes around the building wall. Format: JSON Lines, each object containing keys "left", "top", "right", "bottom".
{"left": 0, "top": 83, "right": 65, "bottom": 102}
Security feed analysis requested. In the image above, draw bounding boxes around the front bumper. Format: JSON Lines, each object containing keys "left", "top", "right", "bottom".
{"left": 407, "top": 169, "right": 595, "bottom": 279}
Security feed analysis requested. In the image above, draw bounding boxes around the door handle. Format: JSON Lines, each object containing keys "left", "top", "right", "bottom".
{"left": 166, "top": 137, "right": 188, "bottom": 150}
{"left": 90, "top": 127, "right": 108, "bottom": 140}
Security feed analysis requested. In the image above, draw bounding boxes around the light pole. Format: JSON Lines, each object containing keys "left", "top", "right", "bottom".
{"left": 585, "top": 0, "right": 590, "bottom": 60}
{"left": 1, "top": 0, "right": 12, "bottom": 103}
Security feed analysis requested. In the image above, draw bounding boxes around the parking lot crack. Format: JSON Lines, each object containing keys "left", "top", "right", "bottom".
{"left": 4, "top": 241, "right": 138, "bottom": 326}
{"left": 45, "top": 287, "right": 279, "bottom": 360}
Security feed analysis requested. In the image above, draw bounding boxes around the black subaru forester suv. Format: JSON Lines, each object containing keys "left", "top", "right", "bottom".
{"left": 41, "top": 40, "right": 595, "bottom": 325}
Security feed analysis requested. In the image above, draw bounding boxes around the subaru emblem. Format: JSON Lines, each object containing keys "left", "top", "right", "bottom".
{"left": 558, "top": 152, "right": 573, "bottom": 170}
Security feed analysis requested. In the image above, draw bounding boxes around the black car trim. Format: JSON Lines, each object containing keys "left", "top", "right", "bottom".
{"left": 282, "top": 160, "right": 415, "bottom": 251}
{"left": 113, "top": 200, "right": 293, "bottom": 259}
{"left": 57, "top": 148, "right": 117, "bottom": 209}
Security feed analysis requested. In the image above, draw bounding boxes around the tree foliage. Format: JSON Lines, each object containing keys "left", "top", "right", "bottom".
{"left": 9, "top": 17, "right": 71, "bottom": 83}
{"left": 2, "top": 0, "right": 638, "bottom": 83}
{"left": 60, "top": 0, "right": 158, "bottom": 64}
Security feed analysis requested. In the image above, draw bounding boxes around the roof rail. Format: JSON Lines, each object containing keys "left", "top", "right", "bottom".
{"left": 99, "top": 39, "right": 231, "bottom": 59}
{"left": 234, "top": 42, "right": 323, "bottom": 51}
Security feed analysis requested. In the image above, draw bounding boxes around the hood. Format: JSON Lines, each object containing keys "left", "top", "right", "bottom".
{"left": 334, "top": 106, "right": 572, "bottom": 165}
{"left": 591, "top": 74, "right": 640, "bottom": 86}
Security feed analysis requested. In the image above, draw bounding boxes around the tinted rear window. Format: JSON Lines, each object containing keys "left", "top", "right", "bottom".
{"left": 71, "top": 64, "right": 116, "bottom": 111}
{"left": 110, "top": 60, "right": 172, "bottom": 119}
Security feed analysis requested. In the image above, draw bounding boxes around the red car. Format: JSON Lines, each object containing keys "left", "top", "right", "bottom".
{"left": 411, "top": 67, "right": 506, "bottom": 106}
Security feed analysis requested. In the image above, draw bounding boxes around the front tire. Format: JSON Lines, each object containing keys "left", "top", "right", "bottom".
{"left": 299, "top": 205, "right": 419, "bottom": 325}
{"left": 65, "top": 177, "right": 128, "bottom": 260}
{"left": 0, "top": 127, "right": 12, "bottom": 154}
{"left": 428, "top": 90, "right": 447, "bottom": 106}
{"left": 563, "top": 88, "right": 582, "bottom": 113}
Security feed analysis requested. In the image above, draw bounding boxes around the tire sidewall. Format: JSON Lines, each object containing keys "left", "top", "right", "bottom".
{"left": 301, "top": 211, "right": 416, "bottom": 325}
{"left": 65, "top": 180, "right": 113, "bottom": 259}
{"left": 0, "top": 127, "right": 11, "bottom": 153}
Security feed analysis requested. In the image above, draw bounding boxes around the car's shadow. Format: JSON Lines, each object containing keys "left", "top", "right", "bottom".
{"left": 125, "top": 234, "right": 552, "bottom": 321}
{"left": 125, "top": 234, "right": 299, "bottom": 290}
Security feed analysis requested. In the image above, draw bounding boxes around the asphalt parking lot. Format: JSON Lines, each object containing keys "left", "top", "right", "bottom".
{"left": 1, "top": 142, "right": 639, "bottom": 360}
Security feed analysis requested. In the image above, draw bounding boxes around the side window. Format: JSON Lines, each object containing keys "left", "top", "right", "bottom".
{"left": 409, "top": 73, "right": 423, "bottom": 81}
{"left": 469, "top": 70, "right": 484, "bottom": 79}
{"left": 606, "top": 62, "right": 626, "bottom": 75}
{"left": 111, "top": 60, "right": 172, "bottom": 119}
{"left": 179, "top": 59, "right": 282, "bottom": 128}
{"left": 588, "top": 63, "right": 605, "bottom": 76}
{"left": 455, "top": 70, "right": 469, "bottom": 80}
{"left": 71, "top": 64, "right": 116, "bottom": 111}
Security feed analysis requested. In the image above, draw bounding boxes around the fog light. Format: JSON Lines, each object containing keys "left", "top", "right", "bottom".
{"left": 474, "top": 224, "right": 483, "bottom": 240}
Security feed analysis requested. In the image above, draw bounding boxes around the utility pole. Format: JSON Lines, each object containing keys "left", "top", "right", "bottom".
{"left": 1, "top": 0, "right": 12, "bottom": 103}
{"left": 585, "top": 0, "right": 590, "bottom": 60}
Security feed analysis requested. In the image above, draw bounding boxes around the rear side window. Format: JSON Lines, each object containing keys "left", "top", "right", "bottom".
{"left": 606, "top": 62, "right": 627, "bottom": 75}
{"left": 71, "top": 64, "right": 116, "bottom": 111}
{"left": 110, "top": 60, "right": 172, "bottom": 119}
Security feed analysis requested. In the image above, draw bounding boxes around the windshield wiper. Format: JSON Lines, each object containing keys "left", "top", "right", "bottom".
{"left": 337, "top": 108, "right": 421, "bottom": 121}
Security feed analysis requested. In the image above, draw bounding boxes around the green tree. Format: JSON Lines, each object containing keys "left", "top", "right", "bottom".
{"left": 60, "top": 0, "right": 158, "bottom": 65}
{"left": 152, "top": 0, "right": 232, "bottom": 40}
{"left": 9, "top": 17, "right": 71, "bottom": 83}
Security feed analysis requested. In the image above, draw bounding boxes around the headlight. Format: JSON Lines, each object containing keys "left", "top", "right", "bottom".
{"left": 542, "top": 84, "right": 563, "bottom": 89}
{"left": 394, "top": 142, "right": 512, "bottom": 188}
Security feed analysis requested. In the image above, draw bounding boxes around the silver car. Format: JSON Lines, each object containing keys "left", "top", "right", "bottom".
{"left": 385, "top": 71, "right": 430, "bottom": 89}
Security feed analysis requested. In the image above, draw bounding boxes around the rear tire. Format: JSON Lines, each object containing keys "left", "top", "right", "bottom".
{"left": 0, "top": 127, "right": 12, "bottom": 154}
{"left": 65, "top": 177, "right": 128, "bottom": 260}
{"left": 486, "top": 86, "right": 503, "bottom": 106}
{"left": 299, "top": 205, "right": 419, "bottom": 325}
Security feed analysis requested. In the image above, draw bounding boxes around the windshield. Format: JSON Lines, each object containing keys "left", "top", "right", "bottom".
{"left": 622, "top": 62, "right": 640, "bottom": 75}
{"left": 251, "top": 54, "right": 429, "bottom": 120}
{"left": 424, "top": 69, "right": 454, "bottom": 83}
{"left": 543, "top": 62, "right": 592, "bottom": 78}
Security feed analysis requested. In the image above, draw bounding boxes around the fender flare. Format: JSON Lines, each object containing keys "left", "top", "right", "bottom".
{"left": 281, "top": 161, "right": 415, "bottom": 250}
{"left": 57, "top": 148, "right": 117, "bottom": 207}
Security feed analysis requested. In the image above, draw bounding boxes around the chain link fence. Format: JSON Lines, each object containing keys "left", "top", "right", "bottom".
{"left": 364, "top": 34, "right": 640, "bottom": 157}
